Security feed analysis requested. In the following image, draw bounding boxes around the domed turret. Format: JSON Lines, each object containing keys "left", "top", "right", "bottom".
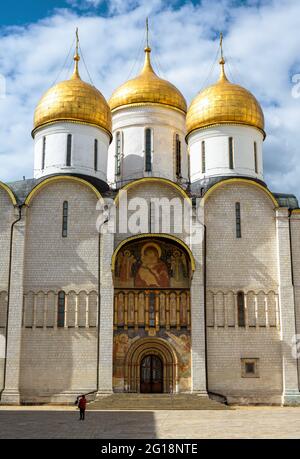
{"left": 33, "top": 30, "right": 112, "bottom": 184}
{"left": 107, "top": 22, "right": 188, "bottom": 188}
{"left": 186, "top": 58, "right": 264, "bottom": 137}
{"left": 33, "top": 69, "right": 112, "bottom": 137}
{"left": 187, "top": 34, "right": 266, "bottom": 189}
{"left": 109, "top": 47, "right": 187, "bottom": 114}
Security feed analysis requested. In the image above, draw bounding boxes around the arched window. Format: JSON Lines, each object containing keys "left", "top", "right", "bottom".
{"left": 175, "top": 134, "right": 181, "bottom": 178}
{"left": 235, "top": 202, "right": 241, "bottom": 238}
{"left": 201, "top": 140, "right": 206, "bottom": 173}
{"left": 66, "top": 134, "right": 72, "bottom": 166}
{"left": 254, "top": 142, "right": 258, "bottom": 174}
{"left": 115, "top": 131, "right": 121, "bottom": 176}
{"left": 57, "top": 291, "right": 66, "bottom": 328}
{"left": 145, "top": 128, "right": 152, "bottom": 172}
{"left": 237, "top": 291, "right": 245, "bottom": 327}
{"left": 229, "top": 137, "right": 234, "bottom": 170}
{"left": 62, "top": 201, "right": 68, "bottom": 238}
{"left": 42, "top": 136, "right": 46, "bottom": 170}
{"left": 94, "top": 139, "right": 98, "bottom": 171}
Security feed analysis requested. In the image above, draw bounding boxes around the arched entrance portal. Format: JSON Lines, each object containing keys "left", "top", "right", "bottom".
{"left": 112, "top": 236, "right": 193, "bottom": 393}
{"left": 124, "top": 337, "right": 178, "bottom": 393}
{"left": 140, "top": 355, "right": 163, "bottom": 393}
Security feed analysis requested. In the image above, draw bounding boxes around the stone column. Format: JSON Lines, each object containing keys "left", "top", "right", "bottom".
{"left": 276, "top": 208, "right": 300, "bottom": 405}
{"left": 190, "top": 205, "right": 207, "bottom": 395}
{"left": 290, "top": 212, "right": 300, "bottom": 389}
{"left": 97, "top": 227, "right": 114, "bottom": 395}
{"left": 1, "top": 211, "right": 26, "bottom": 405}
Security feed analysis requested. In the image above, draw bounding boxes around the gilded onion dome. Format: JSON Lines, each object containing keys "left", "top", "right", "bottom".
{"left": 33, "top": 39, "right": 112, "bottom": 137}
{"left": 109, "top": 46, "right": 187, "bottom": 114}
{"left": 186, "top": 57, "right": 265, "bottom": 138}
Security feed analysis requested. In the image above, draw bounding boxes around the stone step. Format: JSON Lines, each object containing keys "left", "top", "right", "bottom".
{"left": 88, "top": 394, "right": 229, "bottom": 411}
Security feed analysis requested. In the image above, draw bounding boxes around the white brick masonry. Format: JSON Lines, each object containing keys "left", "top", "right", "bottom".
{"left": 97, "top": 226, "right": 114, "bottom": 394}
{"left": 276, "top": 208, "right": 300, "bottom": 405}
{"left": 190, "top": 207, "right": 207, "bottom": 394}
{"left": 1, "top": 213, "right": 26, "bottom": 404}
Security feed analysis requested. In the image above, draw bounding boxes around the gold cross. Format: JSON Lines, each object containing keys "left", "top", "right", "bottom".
{"left": 220, "top": 32, "right": 224, "bottom": 60}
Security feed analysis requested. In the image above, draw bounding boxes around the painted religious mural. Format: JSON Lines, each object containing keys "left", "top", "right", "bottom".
{"left": 113, "top": 329, "right": 191, "bottom": 393}
{"left": 114, "top": 240, "right": 190, "bottom": 289}
{"left": 113, "top": 238, "right": 192, "bottom": 393}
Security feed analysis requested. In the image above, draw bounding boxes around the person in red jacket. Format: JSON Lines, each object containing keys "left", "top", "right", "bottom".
{"left": 78, "top": 395, "right": 87, "bottom": 421}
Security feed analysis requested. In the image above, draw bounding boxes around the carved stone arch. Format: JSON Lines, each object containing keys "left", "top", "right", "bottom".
{"left": 124, "top": 337, "right": 178, "bottom": 393}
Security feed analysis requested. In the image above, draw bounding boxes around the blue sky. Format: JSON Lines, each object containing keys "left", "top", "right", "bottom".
{"left": 0, "top": 0, "right": 260, "bottom": 25}
{"left": 0, "top": 0, "right": 203, "bottom": 25}
{"left": 0, "top": 1, "right": 70, "bottom": 25}
{"left": 0, "top": 0, "right": 299, "bottom": 197}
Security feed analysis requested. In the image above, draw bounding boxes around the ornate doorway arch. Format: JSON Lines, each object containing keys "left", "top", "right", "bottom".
{"left": 112, "top": 235, "right": 193, "bottom": 394}
{"left": 124, "top": 337, "right": 178, "bottom": 393}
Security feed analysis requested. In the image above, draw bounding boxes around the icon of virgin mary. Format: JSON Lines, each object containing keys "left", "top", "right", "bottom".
{"left": 135, "top": 242, "right": 170, "bottom": 288}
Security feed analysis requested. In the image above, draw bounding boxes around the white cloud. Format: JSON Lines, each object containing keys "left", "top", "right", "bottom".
{"left": 0, "top": 0, "right": 299, "bottom": 199}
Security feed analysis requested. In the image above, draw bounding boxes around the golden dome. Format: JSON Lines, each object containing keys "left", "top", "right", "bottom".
{"left": 186, "top": 59, "right": 265, "bottom": 137}
{"left": 109, "top": 47, "right": 187, "bottom": 114}
{"left": 33, "top": 49, "right": 112, "bottom": 137}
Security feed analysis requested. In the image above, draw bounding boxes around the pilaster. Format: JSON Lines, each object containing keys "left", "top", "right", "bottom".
{"left": 190, "top": 205, "right": 207, "bottom": 394}
{"left": 276, "top": 208, "right": 300, "bottom": 405}
{"left": 1, "top": 210, "right": 26, "bottom": 405}
{"left": 97, "top": 227, "right": 114, "bottom": 395}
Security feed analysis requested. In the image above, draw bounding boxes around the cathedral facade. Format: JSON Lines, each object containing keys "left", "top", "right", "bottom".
{"left": 1, "top": 34, "right": 300, "bottom": 406}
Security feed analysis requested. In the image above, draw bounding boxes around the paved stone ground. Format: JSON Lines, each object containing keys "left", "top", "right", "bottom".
{"left": 0, "top": 406, "right": 300, "bottom": 439}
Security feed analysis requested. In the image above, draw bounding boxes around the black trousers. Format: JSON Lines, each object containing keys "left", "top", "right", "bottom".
{"left": 79, "top": 408, "right": 85, "bottom": 420}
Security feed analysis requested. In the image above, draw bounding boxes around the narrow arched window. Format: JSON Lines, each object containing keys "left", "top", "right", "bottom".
{"left": 254, "top": 141, "right": 258, "bottom": 174}
{"left": 201, "top": 140, "right": 206, "bottom": 173}
{"left": 62, "top": 201, "right": 68, "bottom": 238}
{"left": 145, "top": 128, "right": 152, "bottom": 172}
{"left": 235, "top": 202, "right": 241, "bottom": 238}
{"left": 115, "top": 131, "right": 121, "bottom": 176}
{"left": 175, "top": 134, "right": 181, "bottom": 178}
{"left": 42, "top": 136, "right": 46, "bottom": 170}
{"left": 94, "top": 139, "right": 98, "bottom": 171}
{"left": 229, "top": 137, "right": 234, "bottom": 169}
{"left": 57, "top": 291, "right": 66, "bottom": 328}
{"left": 66, "top": 134, "right": 72, "bottom": 166}
{"left": 237, "top": 291, "right": 245, "bottom": 327}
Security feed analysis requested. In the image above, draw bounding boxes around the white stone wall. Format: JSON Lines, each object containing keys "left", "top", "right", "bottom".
{"left": 2, "top": 172, "right": 299, "bottom": 404}
{"left": 34, "top": 122, "right": 110, "bottom": 183}
{"left": 0, "top": 189, "right": 15, "bottom": 289}
{"left": 204, "top": 182, "right": 282, "bottom": 402}
{"left": 286, "top": 212, "right": 300, "bottom": 398}
{"left": 206, "top": 290, "right": 279, "bottom": 328}
{"left": 24, "top": 181, "right": 99, "bottom": 291}
{"left": 207, "top": 328, "right": 282, "bottom": 403}
{"left": 290, "top": 213, "right": 300, "bottom": 340}
{"left": 20, "top": 329, "right": 98, "bottom": 403}
{"left": 20, "top": 180, "right": 100, "bottom": 401}
{"left": 189, "top": 125, "right": 264, "bottom": 183}
{"left": 108, "top": 106, "right": 188, "bottom": 187}
{"left": 204, "top": 183, "right": 278, "bottom": 289}
{"left": 114, "top": 180, "right": 192, "bottom": 249}
{"left": 0, "top": 188, "right": 15, "bottom": 392}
